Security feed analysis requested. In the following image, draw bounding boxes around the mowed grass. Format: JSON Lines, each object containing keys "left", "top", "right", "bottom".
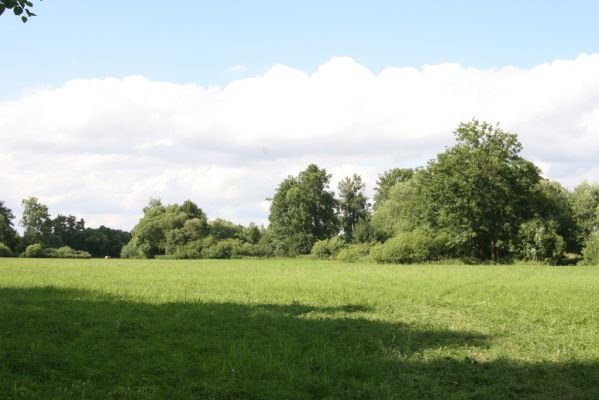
{"left": 1, "top": 259, "right": 599, "bottom": 399}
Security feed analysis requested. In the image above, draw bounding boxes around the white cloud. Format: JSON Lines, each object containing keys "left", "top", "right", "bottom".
{"left": 2, "top": 55, "right": 599, "bottom": 230}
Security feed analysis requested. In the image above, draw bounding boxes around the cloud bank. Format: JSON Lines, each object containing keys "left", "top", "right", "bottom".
{"left": 1, "top": 55, "right": 599, "bottom": 229}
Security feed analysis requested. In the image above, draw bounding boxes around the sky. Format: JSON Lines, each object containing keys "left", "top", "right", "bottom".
{"left": 1, "top": 0, "right": 599, "bottom": 230}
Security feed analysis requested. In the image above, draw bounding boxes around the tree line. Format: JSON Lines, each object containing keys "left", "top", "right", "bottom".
{"left": 2, "top": 120, "right": 598, "bottom": 265}
{"left": 0, "top": 197, "right": 131, "bottom": 258}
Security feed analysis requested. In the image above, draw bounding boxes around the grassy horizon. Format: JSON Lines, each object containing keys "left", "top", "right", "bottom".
{"left": 1, "top": 258, "right": 598, "bottom": 399}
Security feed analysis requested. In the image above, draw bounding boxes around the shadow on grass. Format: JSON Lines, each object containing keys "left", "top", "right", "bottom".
{"left": 0, "top": 287, "right": 597, "bottom": 399}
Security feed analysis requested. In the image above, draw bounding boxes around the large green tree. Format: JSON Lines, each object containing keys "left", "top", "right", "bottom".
{"left": 51, "top": 214, "right": 86, "bottom": 249}
{"left": 337, "top": 174, "right": 370, "bottom": 242}
{"left": 20, "top": 197, "right": 53, "bottom": 246}
{"left": 269, "top": 164, "right": 338, "bottom": 255}
{"left": 124, "top": 199, "right": 209, "bottom": 258}
{"left": 0, "top": 200, "right": 19, "bottom": 251}
{"left": 416, "top": 120, "right": 541, "bottom": 260}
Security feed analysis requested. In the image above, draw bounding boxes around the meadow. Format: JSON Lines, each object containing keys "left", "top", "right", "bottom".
{"left": 1, "top": 258, "right": 598, "bottom": 399}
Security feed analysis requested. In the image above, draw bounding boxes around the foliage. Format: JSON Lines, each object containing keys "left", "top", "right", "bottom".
{"left": 0, "top": 0, "right": 39, "bottom": 23}
{"left": 22, "top": 243, "right": 91, "bottom": 258}
{"left": 371, "top": 230, "right": 449, "bottom": 264}
{"left": 125, "top": 198, "right": 209, "bottom": 258}
{"left": 269, "top": 164, "right": 339, "bottom": 255}
{"left": 20, "top": 197, "right": 53, "bottom": 247}
{"left": 531, "top": 180, "right": 580, "bottom": 253}
{"left": 581, "top": 232, "right": 599, "bottom": 265}
{"left": 371, "top": 179, "right": 422, "bottom": 241}
{"left": 571, "top": 181, "right": 599, "bottom": 244}
{"left": 23, "top": 243, "right": 45, "bottom": 258}
{"left": 0, "top": 200, "right": 19, "bottom": 252}
{"left": 54, "top": 245, "right": 92, "bottom": 259}
{"left": 373, "top": 168, "right": 414, "bottom": 210}
{"left": 0, "top": 242, "right": 13, "bottom": 257}
{"left": 351, "top": 217, "right": 374, "bottom": 243}
{"left": 337, "top": 174, "right": 370, "bottom": 242}
{"left": 336, "top": 243, "right": 371, "bottom": 262}
{"left": 82, "top": 226, "right": 131, "bottom": 258}
{"left": 414, "top": 120, "right": 541, "bottom": 260}
{"left": 311, "top": 236, "right": 346, "bottom": 259}
{"left": 515, "top": 219, "right": 566, "bottom": 265}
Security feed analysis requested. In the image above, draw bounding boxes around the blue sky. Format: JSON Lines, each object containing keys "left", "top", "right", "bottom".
{"left": 2, "top": 0, "right": 599, "bottom": 99}
{"left": 2, "top": 1, "right": 599, "bottom": 229}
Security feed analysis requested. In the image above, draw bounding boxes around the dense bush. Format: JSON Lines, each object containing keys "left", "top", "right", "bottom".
{"left": 23, "top": 244, "right": 91, "bottom": 259}
{"left": 24, "top": 243, "right": 45, "bottom": 258}
{"left": 581, "top": 232, "right": 599, "bottom": 265}
{"left": 55, "top": 246, "right": 92, "bottom": 259}
{"left": 336, "top": 243, "right": 371, "bottom": 262}
{"left": 516, "top": 219, "right": 566, "bottom": 265}
{"left": 370, "top": 230, "right": 449, "bottom": 264}
{"left": 0, "top": 242, "right": 13, "bottom": 257}
{"left": 311, "top": 236, "right": 346, "bottom": 259}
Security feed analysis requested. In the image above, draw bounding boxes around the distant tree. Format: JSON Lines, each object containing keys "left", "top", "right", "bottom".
{"left": 531, "top": 180, "right": 579, "bottom": 253}
{"left": 124, "top": 199, "right": 209, "bottom": 258}
{"left": 372, "top": 168, "right": 414, "bottom": 210}
{"left": 51, "top": 214, "right": 86, "bottom": 249}
{"left": 337, "top": 174, "right": 370, "bottom": 242}
{"left": 209, "top": 218, "right": 243, "bottom": 241}
{"left": 571, "top": 181, "right": 599, "bottom": 243}
{"left": 269, "top": 164, "right": 338, "bottom": 255}
{"left": 0, "top": 200, "right": 19, "bottom": 251}
{"left": 414, "top": 120, "right": 541, "bottom": 261}
{"left": 0, "top": 0, "right": 40, "bottom": 23}
{"left": 20, "top": 197, "right": 52, "bottom": 246}
{"left": 81, "top": 226, "right": 131, "bottom": 258}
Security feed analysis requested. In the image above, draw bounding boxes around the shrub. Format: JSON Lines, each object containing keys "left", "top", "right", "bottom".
{"left": 0, "top": 242, "right": 13, "bottom": 257}
{"left": 581, "top": 232, "right": 599, "bottom": 265}
{"left": 24, "top": 243, "right": 46, "bottom": 258}
{"left": 516, "top": 219, "right": 566, "bottom": 265}
{"left": 311, "top": 236, "right": 346, "bottom": 259}
{"left": 201, "top": 239, "right": 243, "bottom": 259}
{"left": 336, "top": 243, "right": 371, "bottom": 262}
{"left": 370, "top": 230, "right": 450, "bottom": 264}
{"left": 120, "top": 242, "right": 141, "bottom": 259}
{"left": 55, "top": 246, "right": 92, "bottom": 259}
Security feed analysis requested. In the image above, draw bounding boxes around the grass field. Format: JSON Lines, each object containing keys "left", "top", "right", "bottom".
{"left": 1, "top": 258, "right": 598, "bottom": 399}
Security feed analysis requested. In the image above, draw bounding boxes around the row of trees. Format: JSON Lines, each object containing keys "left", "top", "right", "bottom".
{"left": 3, "top": 120, "right": 599, "bottom": 264}
{"left": 266, "top": 120, "right": 599, "bottom": 265}
{"left": 0, "top": 197, "right": 131, "bottom": 258}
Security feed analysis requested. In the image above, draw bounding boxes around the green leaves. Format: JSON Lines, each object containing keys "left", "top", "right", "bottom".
{"left": 0, "top": 0, "right": 40, "bottom": 22}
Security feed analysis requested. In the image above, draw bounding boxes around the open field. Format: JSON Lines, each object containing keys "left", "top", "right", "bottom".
{"left": 1, "top": 258, "right": 599, "bottom": 399}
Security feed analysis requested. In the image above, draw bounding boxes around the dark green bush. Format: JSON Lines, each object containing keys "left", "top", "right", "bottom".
{"left": 23, "top": 244, "right": 91, "bottom": 259}
{"left": 311, "top": 236, "right": 346, "bottom": 259}
{"left": 0, "top": 242, "right": 13, "bottom": 257}
{"left": 581, "top": 232, "right": 599, "bottom": 265}
{"left": 516, "top": 219, "right": 566, "bottom": 265}
{"left": 371, "top": 230, "right": 449, "bottom": 264}
{"left": 24, "top": 244, "right": 46, "bottom": 258}
{"left": 55, "top": 246, "right": 92, "bottom": 259}
{"left": 336, "top": 243, "right": 371, "bottom": 262}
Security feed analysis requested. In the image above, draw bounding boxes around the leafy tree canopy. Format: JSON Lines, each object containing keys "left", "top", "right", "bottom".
{"left": 0, "top": 0, "right": 39, "bottom": 23}
{"left": 269, "top": 164, "right": 338, "bottom": 255}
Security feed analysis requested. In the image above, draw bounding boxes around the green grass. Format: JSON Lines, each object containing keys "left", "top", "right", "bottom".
{"left": 1, "top": 258, "right": 598, "bottom": 399}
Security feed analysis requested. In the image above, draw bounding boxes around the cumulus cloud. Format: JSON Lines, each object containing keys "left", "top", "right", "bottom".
{"left": 1, "top": 55, "right": 599, "bottom": 229}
